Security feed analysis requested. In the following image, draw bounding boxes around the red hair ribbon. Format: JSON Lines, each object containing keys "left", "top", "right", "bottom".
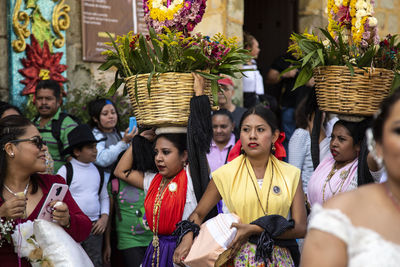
{"left": 227, "top": 132, "right": 287, "bottom": 162}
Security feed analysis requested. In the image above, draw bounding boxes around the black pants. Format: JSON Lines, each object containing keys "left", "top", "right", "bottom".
{"left": 121, "top": 246, "right": 148, "bottom": 267}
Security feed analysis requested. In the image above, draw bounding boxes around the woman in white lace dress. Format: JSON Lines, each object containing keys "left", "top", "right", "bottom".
{"left": 301, "top": 91, "right": 400, "bottom": 266}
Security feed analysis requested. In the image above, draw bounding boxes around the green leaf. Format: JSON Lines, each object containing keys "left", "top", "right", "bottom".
{"left": 149, "top": 28, "right": 162, "bottom": 59}
{"left": 293, "top": 66, "right": 313, "bottom": 90}
{"left": 345, "top": 62, "right": 355, "bottom": 76}
{"left": 134, "top": 73, "right": 140, "bottom": 105}
{"left": 195, "top": 71, "right": 220, "bottom": 80}
{"left": 320, "top": 28, "right": 338, "bottom": 47}
{"left": 302, "top": 51, "right": 316, "bottom": 67}
{"left": 281, "top": 65, "right": 299, "bottom": 76}
{"left": 106, "top": 32, "right": 121, "bottom": 58}
{"left": 162, "top": 43, "right": 169, "bottom": 64}
{"left": 357, "top": 46, "right": 375, "bottom": 67}
{"left": 211, "top": 79, "right": 219, "bottom": 106}
{"left": 139, "top": 35, "right": 153, "bottom": 72}
{"left": 284, "top": 58, "right": 301, "bottom": 64}
{"left": 317, "top": 48, "right": 325, "bottom": 66}
{"left": 391, "top": 72, "right": 400, "bottom": 93}
{"left": 98, "top": 59, "right": 121, "bottom": 71}
{"left": 106, "top": 71, "right": 124, "bottom": 97}
{"left": 147, "top": 71, "right": 156, "bottom": 97}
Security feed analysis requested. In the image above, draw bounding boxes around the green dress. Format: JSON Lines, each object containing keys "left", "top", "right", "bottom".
{"left": 108, "top": 179, "right": 153, "bottom": 250}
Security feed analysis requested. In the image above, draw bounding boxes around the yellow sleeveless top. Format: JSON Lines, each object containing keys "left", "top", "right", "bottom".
{"left": 212, "top": 155, "right": 300, "bottom": 224}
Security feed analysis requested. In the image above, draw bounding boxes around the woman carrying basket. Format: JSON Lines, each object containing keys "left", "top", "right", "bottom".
{"left": 114, "top": 74, "right": 216, "bottom": 267}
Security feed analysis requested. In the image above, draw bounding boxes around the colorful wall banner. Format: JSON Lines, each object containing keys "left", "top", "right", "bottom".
{"left": 7, "top": 0, "right": 69, "bottom": 106}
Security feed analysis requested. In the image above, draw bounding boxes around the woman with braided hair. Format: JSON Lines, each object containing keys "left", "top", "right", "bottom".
{"left": 301, "top": 90, "right": 400, "bottom": 267}
{"left": 114, "top": 74, "right": 216, "bottom": 267}
{"left": 307, "top": 118, "right": 383, "bottom": 207}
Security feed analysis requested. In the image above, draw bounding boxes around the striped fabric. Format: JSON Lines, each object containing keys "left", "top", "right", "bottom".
{"left": 34, "top": 109, "right": 79, "bottom": 173}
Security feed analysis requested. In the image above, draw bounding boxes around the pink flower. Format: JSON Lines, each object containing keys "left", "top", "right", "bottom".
{"left": 184, "top": 1, "right": 192, "bottom": 9}
{"left": 187, "top": 22, "right": 195, "bottom": 31}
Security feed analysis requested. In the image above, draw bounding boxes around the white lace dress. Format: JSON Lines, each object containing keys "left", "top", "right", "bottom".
{"left": 308, "top": 204, "right": 400, "bottom": 267}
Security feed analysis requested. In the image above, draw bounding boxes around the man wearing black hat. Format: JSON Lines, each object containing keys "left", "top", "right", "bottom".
{"left": 57, "top": 124, "right": 109, "bottom": 267}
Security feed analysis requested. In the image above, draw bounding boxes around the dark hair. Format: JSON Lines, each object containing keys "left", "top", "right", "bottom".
{"left": 88, "top": 98, "right": 120, "bottom": 130}
{"left": 295, "top": 90, "right": 318, "bottom": 129}
{"left": 243, "top": 32, "right": 256, "bottom": 50}
{"left": 0, "top": 101, "right": 22, "bottom": 118}
{"left": 239, "top": 104, "right": 279, "bottom": 133}
{"left": 71, "top": 142, "right": 96, "bottom": 159}
{"left": 212, "top": 109, "right": 234, "bottom": 124}
{"left": 333, "top": 119, "right": 371, "bottom": 147}
{"left": 333, "top": 118, "right": 374, "bottom": 186}
{"left": 0, "top": 115, "right": 41, "bottom": 199}
{"left": 373, "top": 89, "right": 400, "bottom": 143}
{"left": 155, "top": 133, "right": 187, "bottom": 156}
{"left": 131, "top": 135, "right": 157, "bottom": 172}
{"left": 35, "top": 80, "right": 62, "bottom": 100}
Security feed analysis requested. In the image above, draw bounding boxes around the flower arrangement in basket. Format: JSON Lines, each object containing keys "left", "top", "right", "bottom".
{"left": 285, "top": 0, "right": 400, "bottom": 116}
{"left": 99, "top": 0, "right": 251, "bottom": 126}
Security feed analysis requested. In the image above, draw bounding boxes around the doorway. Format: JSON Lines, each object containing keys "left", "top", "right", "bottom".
{"left": 243, "top": 0, "right": 299, "bottom": 100}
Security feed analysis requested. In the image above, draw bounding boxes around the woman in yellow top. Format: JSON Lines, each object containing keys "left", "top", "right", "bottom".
{"left": 173, "top": 105, "right": 307, "bottom": 266}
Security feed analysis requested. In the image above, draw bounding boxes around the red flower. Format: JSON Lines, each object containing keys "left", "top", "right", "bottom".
{"left": 384, "top": 39, "right": 390, "bottom": 47}
{"left": 18, "top": 35, "right": 68, "bottom": 95}
{"left": 186, "top": 22, "right": 195, "bottom": 32}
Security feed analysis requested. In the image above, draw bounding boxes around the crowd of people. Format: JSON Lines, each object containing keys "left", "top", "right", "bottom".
{"left": 0, "top": 31, "right": 399, "bottom": 267}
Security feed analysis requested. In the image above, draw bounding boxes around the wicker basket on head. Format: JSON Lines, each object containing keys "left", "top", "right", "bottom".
{"left": 313, "top": 66, "right": 394, "bottom": 116}
{"left": 125, "top": 72, "right": 213, "bottom": 127}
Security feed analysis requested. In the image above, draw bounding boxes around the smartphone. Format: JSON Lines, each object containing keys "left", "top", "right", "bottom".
{"left": 129, "top": 116, "right": 137, "bottom": 133}
{"left": 37, "top": 183, "right": 69, "bottom": 221}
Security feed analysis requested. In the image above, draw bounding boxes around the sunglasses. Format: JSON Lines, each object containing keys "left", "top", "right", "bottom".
{"left": 9, "top": 136, "right": 47, "bottom": 150}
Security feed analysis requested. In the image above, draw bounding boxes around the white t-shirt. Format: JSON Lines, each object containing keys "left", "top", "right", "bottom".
{"left": 57, "top": 158, "right": 110, "bottom": 221}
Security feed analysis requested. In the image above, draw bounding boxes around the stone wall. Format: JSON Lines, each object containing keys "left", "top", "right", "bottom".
{"left": 0, "top": 0, "right": 8, "bottom": 101}
{"left": 1, "top": 0, "right": 243, "bottom": 103}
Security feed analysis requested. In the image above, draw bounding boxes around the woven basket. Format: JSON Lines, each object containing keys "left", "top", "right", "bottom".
{"left": 125, "top": 72, "right": 213, "bottom": 127}
{"left": 313, "top": 66, "right": 394, "bottom": 116}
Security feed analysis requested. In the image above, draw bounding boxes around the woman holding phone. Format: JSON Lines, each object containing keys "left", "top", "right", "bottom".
{"left": 0, "top": 115, "right": 91, "bottom": 266}
{"left": 88, "top": 98, "right": 136, "bottom": 182}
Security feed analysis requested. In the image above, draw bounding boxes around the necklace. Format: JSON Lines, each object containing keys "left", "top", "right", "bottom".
{"left": 4, "top": 181, "right": 30, "bottom": 197}
{"left": 385, "top": 183, "right": 400, "bottom": 213}
{"left": 322, "top": 160, "right": 356, "bottom": 202}
{"left": 151, "top": 177, "right": 171, "bottom": 267}
{"left": 245, "top": 159, "right": 273, "bottom": 215}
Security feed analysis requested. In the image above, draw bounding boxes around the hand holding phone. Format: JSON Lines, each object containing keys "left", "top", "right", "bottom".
{"left": 37, "top": 183, "right": 68, "bottom": 221}
{"left": 129, "top": 117, "right": 137, "bottom": 133}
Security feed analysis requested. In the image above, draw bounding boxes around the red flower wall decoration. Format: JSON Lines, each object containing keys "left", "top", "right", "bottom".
{"left": 19, "top": 35, "right": 68, "bottom": 95}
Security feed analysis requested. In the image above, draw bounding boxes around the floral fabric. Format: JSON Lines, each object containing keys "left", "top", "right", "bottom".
{"left": 225, "top": 242, "right": 294, "bottom": 267}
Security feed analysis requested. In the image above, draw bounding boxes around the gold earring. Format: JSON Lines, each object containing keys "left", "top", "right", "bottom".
{"left": 272, "top": 143, "right": 276, "bottom": 152}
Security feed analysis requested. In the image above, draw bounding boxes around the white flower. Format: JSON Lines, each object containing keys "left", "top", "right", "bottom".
{"left": 343, "top": 34, "right": 349, "bottom": 43}
{"left": 355, "top": 20, "right": 362, "bottom": 29}
{"left": 152, "top": 0, "right": 162, "bottom": 8}
{"left": 356, "top": 9, "right": 367, "bottom": 18}
{"left": 335, "top": 0, "right": 342, "bottom": 6}
{"left": 322, "top": 39, "right": 330, "bottom": 47}
{"left": 160, "top": 5, "right": 167, "bottom": 11}
{"left": 355, "top": 1, "right": 367, "bottom": 10}
{"left": 11, "top": 221, "right": 36, "bottom": 258}
{"left": 369, "top": 17, "right": 378, "bottom": 27}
